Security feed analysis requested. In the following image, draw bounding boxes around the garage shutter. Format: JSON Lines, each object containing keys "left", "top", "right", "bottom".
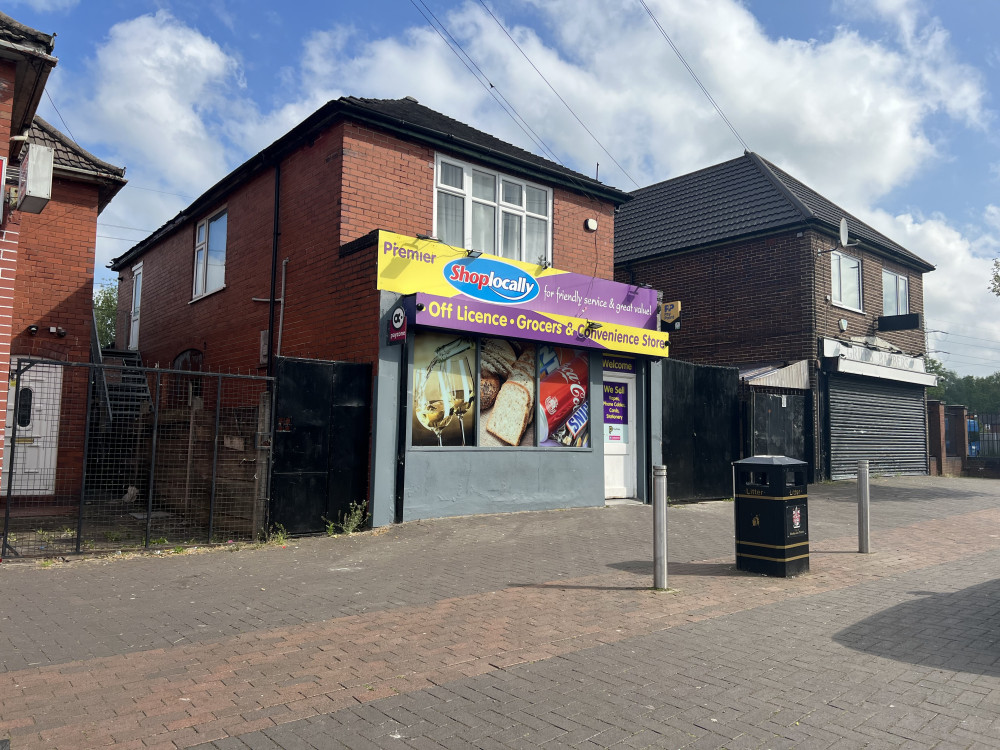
{"left": 828, "top": 374, "right": 927, "bottom": 479}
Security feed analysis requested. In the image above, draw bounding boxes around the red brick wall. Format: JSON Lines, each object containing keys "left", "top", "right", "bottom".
{"left": 617, "top": 229, "right": 927, "bottom": 366}
{"left": 12, "top": 179, "right": 99, "bottom": 362}
{"left": 618, "top": 232, "right": 817, "bottom": 367}
{"left": 811, "top": 232, "right": 926, "bottom": 354}
{"left": 9, "top": 178, "right": 101, "bottom": 498}
{"left": 120, "top": 118, "right": 621, "bottom": 375}
{"left": 0, "top": 60, "right": 16, "bottom": 473}
{"left": 117, "top": 165, "right": 277, "bottom": 372}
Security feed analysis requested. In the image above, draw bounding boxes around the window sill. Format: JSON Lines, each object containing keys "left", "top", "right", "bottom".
{"left": 831, "top": 301, "right": 864, "bottom": 315}
{"left": 189, "top": 284, "right": 227, "bottom": 304}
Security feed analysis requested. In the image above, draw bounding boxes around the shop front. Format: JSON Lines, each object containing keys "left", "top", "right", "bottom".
{"left": 820, "top": 338, "right": 937, "bottom": 479}
{"left": 369, "top": 232, "right": 669, "bottom": 525}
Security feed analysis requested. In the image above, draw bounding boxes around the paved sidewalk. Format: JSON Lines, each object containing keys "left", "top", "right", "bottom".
{"left": 1, "top": 476, "right": 998, "bottom": 749}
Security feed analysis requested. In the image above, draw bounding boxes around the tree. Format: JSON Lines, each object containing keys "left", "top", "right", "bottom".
{"left": 992, "top": 259, "right": 1000, "bottom": 297}
{"left": 925, "top": 357, "right": 954, "bottom": 402}
{"left": 925, "top": 357, "right": 1000, "bottom": 412}
{"left": 93, "top": 283, "right": 117, "bottom": 348}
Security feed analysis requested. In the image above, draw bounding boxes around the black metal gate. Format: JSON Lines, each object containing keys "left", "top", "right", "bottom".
{"left": 827, "top": 373, "right": 928, "bottom": 479}
{"left": 748, "top": 392, "right": 809, "bottom": 466}
{"left": 270, "top": 357, "right": 372, "bottom": 534}
{"left": 661, "top": 359, "right": 740, "bottom": 501}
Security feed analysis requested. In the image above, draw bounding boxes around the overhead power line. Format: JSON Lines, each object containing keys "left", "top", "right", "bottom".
{"left": 637, "top": 0, "right": 750, "bottom": 153}
{"left": 45, "top": 90, "right": 77, "bottom": 145}
{"left": 476, "top": 0, "right": 639, "bottom": 189}
{"left": 409, "top": 0, "right": 563, "bottom": 166}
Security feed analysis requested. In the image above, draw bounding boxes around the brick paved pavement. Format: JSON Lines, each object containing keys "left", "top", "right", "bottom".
{"left": 1, "top": 476, "right": 997, "bottom": 748}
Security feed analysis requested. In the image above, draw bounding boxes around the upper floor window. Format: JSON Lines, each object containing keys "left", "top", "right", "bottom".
{"left": 882, "top": 270, "right": 909, "bottom": 316}
{"left": 434, "top": 155, "right": 551, "bottom": 264}
{"left": 193, "top": 209, "right": 227, "bottom": 298}
{"left": 831, "top": 251, "right": 862, "bottom": 311}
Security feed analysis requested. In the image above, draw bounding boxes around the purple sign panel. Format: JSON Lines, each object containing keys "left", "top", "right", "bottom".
{"left": 410, "top": 293, "right": 670, "bottom": 356}
{"left": 603, "top": 381, "right": 628, "bottom": 424}
{"left": 530, "top": 272, "right": 657, "bottom": 329}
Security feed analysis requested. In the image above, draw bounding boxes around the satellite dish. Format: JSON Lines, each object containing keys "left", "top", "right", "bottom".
{"left": 839, "top": 217, "right": 849, "bottom": 247}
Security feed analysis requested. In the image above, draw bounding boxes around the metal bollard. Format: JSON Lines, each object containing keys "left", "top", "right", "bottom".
{"left": 653, "top": 465, "right": 668, "bottom": 589}
{"left": 858, "top": 459, "right": 870, "bottom": 553}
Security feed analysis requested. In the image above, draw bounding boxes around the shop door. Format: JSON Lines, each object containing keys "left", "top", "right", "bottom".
{"left": 270, "top": 358, "right": 372, "bottom": 534}
{"left": 603, "top": 373, "right": 636, "bottom": 498}
{"left": 2, "top": 363, "right": 63, "bottom": 495}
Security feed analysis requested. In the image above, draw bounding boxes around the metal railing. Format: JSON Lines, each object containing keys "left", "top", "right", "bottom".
{"left": 968, "top": 413, "right": 1000, "bottom": 458}
{"left": 2, "top": 359, "right": 273, "bottom": 558}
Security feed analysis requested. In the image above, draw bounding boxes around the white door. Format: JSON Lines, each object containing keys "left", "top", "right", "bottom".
{"left": 603, "top": 373, "right": 636, "bottom": 498}
{"left": 129, "top": 263, "right": 142, "bottom": 350}
{"left": 2, "top": 363, "right": 63, "bottom": 495}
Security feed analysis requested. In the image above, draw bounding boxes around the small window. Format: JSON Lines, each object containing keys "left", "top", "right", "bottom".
{"left": 882, "top": 270, "right": 909, "bottom": 316}
{"left": 193, "top": 209, "right": 227, "bottom": 298}
{"left": 16, "top": 387, "right": 32, "bottom": 428}
{"left": 831, "top": 251, "right": 862, "bottom": 311}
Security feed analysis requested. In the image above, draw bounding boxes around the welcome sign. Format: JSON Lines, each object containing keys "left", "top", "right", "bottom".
{"left": 376, "top": 231, "right": 660, "bottom": 331}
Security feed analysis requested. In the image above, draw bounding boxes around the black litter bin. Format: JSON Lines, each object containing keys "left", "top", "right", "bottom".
{"left": 733, "top": 456, "right": 808, "bottom": 577}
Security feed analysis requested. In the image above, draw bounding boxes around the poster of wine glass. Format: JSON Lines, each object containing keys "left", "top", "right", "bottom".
{"left": 412, "top": 332, "right": 477, "bottom": 447}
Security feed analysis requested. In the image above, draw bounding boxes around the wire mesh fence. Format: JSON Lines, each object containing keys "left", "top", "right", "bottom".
{"left": 2, "top": 359, "right": 273, "bottom": 559}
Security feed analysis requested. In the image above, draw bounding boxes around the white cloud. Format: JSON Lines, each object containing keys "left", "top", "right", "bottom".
{"left": 866, "top": 208, "right": 1000, "bottom": 374}
{"left": 48, "top": 0, "right": 1000, "bottom": 371}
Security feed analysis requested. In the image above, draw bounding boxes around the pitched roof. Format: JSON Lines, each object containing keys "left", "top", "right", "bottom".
{"left": 110, "top": 96, "right": 630, "bottom": 271}
{"left": 26, "top": 117, "right": 126, "bottom": 213}
{"left": 615, "top": 152, "right": 934, "bottom": 273}
{"left": 342, "top": 97, "right": 621, "bottom": 197}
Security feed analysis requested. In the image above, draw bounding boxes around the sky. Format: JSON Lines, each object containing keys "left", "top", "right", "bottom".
{"left": 8, "top": 0, "right": 1000, "bottom": 376}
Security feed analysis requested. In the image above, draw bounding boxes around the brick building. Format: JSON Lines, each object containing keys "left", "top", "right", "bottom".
{"left": 110, "top": 96, "right": 670, "bottom": 529}
{"left": 1, "top": 12, "right": 126, "bottom": 505}
{"left": 615, "top": 152, "right": 936, "bottom": 480}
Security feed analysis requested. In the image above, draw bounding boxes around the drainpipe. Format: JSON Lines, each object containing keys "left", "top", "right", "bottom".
{"left": 267, "top": 162, "right": 282, "bottom": 377}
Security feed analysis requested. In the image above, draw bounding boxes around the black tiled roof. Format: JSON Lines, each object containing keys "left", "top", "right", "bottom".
{"left": 26, "top": 117, "right": 126, "bottom": 212}
{"left": 111, "top": 96, "right": 629, "bottom": 270}
{"left": 29, "top": 117, "right": 125, "bottom": 177}
{"left": 341, "top": 97, "right": 623, "bottom": 199}
{"left": 615, "top": 152, "right": 933, "bottom": 272}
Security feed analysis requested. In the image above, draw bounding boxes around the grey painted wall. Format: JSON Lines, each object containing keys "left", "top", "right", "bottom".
{"left": 370, "top": 291, "right": 405, "bottom": 528}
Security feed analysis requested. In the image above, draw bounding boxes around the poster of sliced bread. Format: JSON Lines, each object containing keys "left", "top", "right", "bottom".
{"left": 481, "top": 342, "right": 536, "bottom": 447}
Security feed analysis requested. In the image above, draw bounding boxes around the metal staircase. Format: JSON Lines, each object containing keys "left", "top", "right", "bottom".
{"left": 98, "top": 348, "right": 153, "bottom": 421}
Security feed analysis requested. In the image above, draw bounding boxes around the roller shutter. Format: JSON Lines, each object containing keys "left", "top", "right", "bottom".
{"left": 827, "top": 374, "right": 927, "bottom": 479}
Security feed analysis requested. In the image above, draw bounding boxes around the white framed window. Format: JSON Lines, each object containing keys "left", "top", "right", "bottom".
{"left": 193, "top": 208, "right": 227, "bottom": 299}
{"left": 129, "top": 262, "right": 142, "bottom": 351}
{"left": 831, "top": 251, "right": 862, "bottom": 311}
{"left": 434, "top": 155, "right": 551, "bottom": 264}
{"left": 882, "top": 269, "right": 909, "bottom": 316}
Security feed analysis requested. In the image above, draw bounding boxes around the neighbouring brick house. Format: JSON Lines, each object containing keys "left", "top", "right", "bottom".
{"left": 1, "top": 12, "right": 126, "bottom": 506}
{"left": 615, "top": 151, "right": 936, "bottom": 480}
{"left": 110, "top": 96, "right": 674, "bottom": 530}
